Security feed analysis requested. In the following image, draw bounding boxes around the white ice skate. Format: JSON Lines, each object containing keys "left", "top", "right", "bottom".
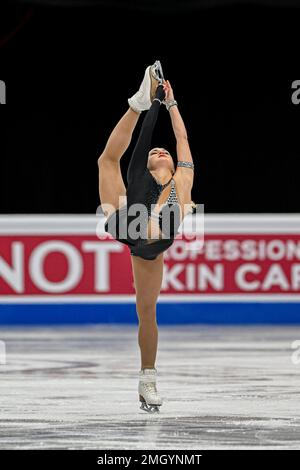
{"left": 138, "top": 368, "right": 163, "bottom": 413}
{"left": 128, "top": 60, "right": 164, "bottom": 113}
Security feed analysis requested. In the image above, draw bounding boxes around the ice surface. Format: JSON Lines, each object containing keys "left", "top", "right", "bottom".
{"left": 0, "top": 324, "right": 300, "bottom": 450}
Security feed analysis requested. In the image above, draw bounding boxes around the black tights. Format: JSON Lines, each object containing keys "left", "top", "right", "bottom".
{"left": 127, "top": 85, "right": 166, "bottom": 185}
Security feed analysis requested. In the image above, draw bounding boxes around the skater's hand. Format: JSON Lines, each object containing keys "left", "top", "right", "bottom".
{"left": 163, "top": 80, "right": 175, "bottom": 102}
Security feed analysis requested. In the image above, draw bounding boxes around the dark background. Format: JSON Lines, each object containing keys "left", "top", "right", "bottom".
{"left": 0, "top": 1, "right": 299, "bottom": 214}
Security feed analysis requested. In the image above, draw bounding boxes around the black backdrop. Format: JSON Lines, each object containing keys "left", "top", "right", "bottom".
{"left": 0, "top": 2, "right": 299, "bottom": 214}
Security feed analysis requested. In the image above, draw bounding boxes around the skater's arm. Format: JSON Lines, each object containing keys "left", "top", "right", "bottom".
{"left": 164, "top": 80, "right": 194, "bottom": 186}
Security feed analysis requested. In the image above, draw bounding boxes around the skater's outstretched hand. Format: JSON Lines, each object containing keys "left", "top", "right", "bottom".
{"left": 163, "top": 80, "right": 175, "bottom": 102}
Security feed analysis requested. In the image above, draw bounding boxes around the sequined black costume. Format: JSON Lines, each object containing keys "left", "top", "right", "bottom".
{"left": 104, "top": 85, "right": 191, "bottom": 260}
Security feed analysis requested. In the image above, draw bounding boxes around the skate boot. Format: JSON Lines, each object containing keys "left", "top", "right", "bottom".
{"left": 138, "top": 367, "right": 163, "bottom": 413}
{"left": 128, "top": 60, "right": 164, "bottom": 113}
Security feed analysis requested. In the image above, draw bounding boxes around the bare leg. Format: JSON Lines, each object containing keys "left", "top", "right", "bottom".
{"left": 130, "top": 253, "right": 164, "bottom": 369}
{"left": 98, "top": 108, "right": 140, "bottom": 217}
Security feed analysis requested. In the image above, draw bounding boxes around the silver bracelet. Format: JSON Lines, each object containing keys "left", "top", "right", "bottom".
{"left": 177, "top": 161, "right": 194, "bottom": 170}
{"left": 165, "top": 99, "right": 178, "bottom": 111}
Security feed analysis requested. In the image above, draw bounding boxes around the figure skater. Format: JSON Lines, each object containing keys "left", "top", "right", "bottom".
{"left": 98, "top": 61, "right": 195, "bottom": 412}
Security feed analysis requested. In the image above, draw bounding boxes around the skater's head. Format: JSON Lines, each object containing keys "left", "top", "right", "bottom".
{"left": 147, "top": 147, "right": 175, "bottom": 176}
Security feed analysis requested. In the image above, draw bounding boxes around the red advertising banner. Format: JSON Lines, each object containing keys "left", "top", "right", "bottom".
{"left": 0, "top": 215, "right": 299, "bottom": 298}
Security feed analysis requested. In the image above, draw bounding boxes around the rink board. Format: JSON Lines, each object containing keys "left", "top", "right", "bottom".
{"left": 0, "top": 301, "right": 300, "bottom": 325}
{"left": 0, "top": 215, "right": 299, "bottom": 324}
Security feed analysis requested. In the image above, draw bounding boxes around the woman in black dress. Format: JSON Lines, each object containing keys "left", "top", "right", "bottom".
{"left": 98, "top": 61, "right": 195, "bottom": 412}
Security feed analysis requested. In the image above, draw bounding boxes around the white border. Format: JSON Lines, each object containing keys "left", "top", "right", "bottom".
{"left": 0, "top": 294, "right": 300, "bottom": 303}
{"left": 0, "top": 214, "right": 300, "bottom": 234}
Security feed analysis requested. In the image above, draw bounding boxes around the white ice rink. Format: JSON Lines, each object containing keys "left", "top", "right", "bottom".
{"left": 0, "top": 324, "right": 300, "bottom": 450}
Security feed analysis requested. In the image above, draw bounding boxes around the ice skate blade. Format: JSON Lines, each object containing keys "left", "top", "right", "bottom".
{"left": 140, "top": 402, "right": 160, "bottom": 413}
{"left": 149, "top": 67, "right": 159, "bottom": 103}
{"left": 139, "top": 394, "right": 161, "bottom": 413}
{"left": 150, "top": 60, "right": 164, "bottom": 86}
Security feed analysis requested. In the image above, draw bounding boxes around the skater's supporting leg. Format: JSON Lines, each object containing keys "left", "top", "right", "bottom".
{"left": 131, "top": 253, "right": 164, "bottom": 369}
{"left": 137, "top": 305, "right": 158, "bottom": 369}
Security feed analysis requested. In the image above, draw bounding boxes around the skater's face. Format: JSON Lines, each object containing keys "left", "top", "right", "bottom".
{"left": 147, "top": 147, "right": 175, "bottom": 175}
